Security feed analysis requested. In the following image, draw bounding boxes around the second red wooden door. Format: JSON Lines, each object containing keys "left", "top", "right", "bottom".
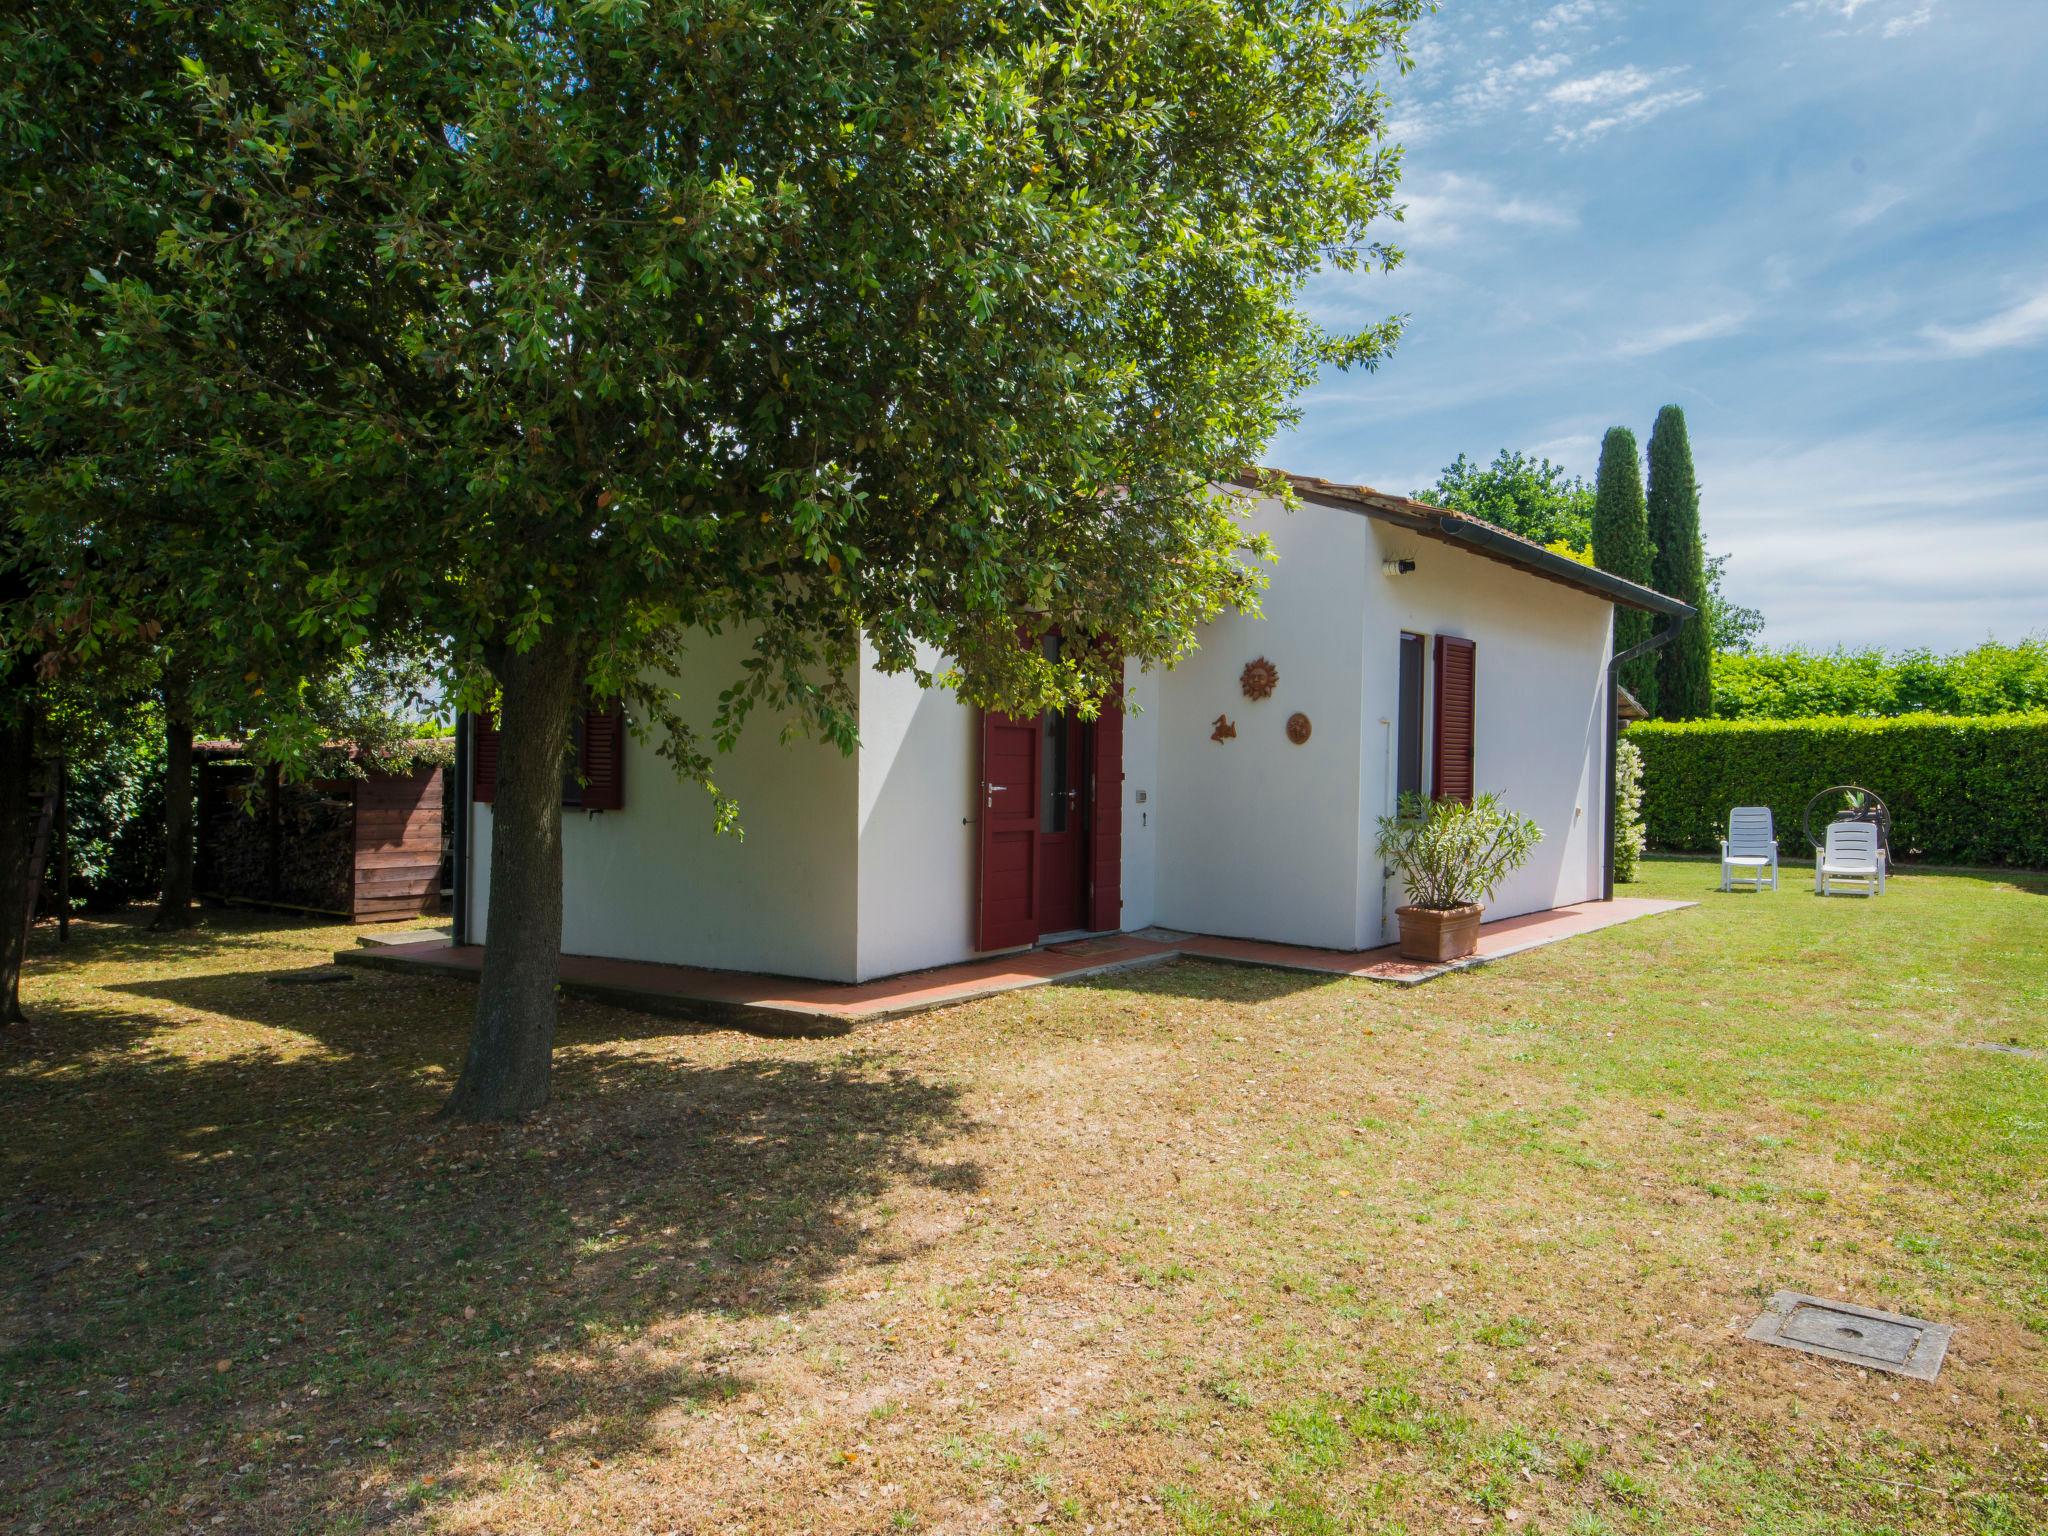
{"left": 976, "top": 699, "right": 1120, "bottom": 952}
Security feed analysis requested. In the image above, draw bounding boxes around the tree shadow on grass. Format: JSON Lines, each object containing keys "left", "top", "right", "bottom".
{"left": 0, "top": 959, "right": 974, "bottom": 1532}
{"left": 23, "top": 904, "right": 358, "bottom": 964}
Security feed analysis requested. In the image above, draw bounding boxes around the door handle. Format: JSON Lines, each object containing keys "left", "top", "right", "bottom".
{"left": 985, "top": 783, "right": 1008, "bottom": 808}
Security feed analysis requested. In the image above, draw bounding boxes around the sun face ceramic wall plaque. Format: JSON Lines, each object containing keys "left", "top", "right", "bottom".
{"left": 1240, "top": 657, "right": 1278, "bottom": 701}
{"left": 1286, "top": 712, "right": 1312, "bottom": 745}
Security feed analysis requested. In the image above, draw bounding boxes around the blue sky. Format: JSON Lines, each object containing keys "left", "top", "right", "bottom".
{"left": 1271, "top": 0, "right": 2048, "bottom": 651}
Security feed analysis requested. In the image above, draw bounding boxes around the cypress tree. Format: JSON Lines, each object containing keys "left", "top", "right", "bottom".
{"left": 1592, "top": 426, "right": 1657, "bottom": 712}
{"left": 1646, "top": 405, "right": 1712, "bottom": 718}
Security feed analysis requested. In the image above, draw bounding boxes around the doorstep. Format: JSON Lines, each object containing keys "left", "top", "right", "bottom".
{"left": 334, "top": 933, "right": 1184, "bottom": 1035}
{"left": 1168, "top": 897, "right": 1695, "bottom": 986}
{"left": 332, "top": 898, "right": 1694, "bottom": 1031}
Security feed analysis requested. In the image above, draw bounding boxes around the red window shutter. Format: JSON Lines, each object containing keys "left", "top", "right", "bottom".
{"left": 1087, "top": 687, "right": 1124, "bottom": 933}
{"left": 1432, "top": 636, "right": 1476, "bottom": 806}
{"left": 579, "top": 703, "right": 626, "bottom": 811}
{"left": 471, "top": 712, "right": 500, "bottom": 805}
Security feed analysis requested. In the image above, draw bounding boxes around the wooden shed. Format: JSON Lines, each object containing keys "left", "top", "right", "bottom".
{"left": 196, "top": 745, "right": 449, "bottom": 922}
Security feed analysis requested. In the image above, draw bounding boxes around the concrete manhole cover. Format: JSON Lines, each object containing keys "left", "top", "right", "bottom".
{"left": 1745, "top": 1291, "right": 1952, "bottom": 1380}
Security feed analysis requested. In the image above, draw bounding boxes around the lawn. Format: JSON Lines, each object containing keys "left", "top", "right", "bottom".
{"left": 2, "top": 857, "right": 2044, "bottom": 1535}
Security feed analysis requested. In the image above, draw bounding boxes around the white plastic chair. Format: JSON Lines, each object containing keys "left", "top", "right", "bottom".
{"left": 1816, "top": 820, "right": 1885, "bottom": 897}
{"left": 1721, "top": 806, "right": 1779, "bottom": 891}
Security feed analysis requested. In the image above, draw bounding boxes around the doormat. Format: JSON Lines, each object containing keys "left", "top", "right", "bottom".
{"left": 1044, "top": 938, "right": 1126, "bottom": 958}
{"left": 1744, "top": 1291, "right": 1952, "bottom": 1380}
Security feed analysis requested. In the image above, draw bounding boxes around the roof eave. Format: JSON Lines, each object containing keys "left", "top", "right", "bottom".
{"left": 1235, "top": 470, "right": 1697, "bottom": 619}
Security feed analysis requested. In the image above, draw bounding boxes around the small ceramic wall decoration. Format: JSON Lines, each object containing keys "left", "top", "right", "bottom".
{"left": 1286, "top": 712, "right": 1312, "bottom": 745}
{"left": 1240, "top": 657, "right": 1279, "bottom": 701}
{"left": 1210, "top": 714, "right": 1237, "bottom": 742}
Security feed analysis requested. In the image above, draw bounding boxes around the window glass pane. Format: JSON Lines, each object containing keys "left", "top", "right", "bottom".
{"left": 1397, "top": 633, "right": 1424, "bottom": 802}
{"left": 1040, "top": 710, "right": 1069, "bottom": 832}
{"left": 562, "top": 715, "right": 585, "bottom": 807}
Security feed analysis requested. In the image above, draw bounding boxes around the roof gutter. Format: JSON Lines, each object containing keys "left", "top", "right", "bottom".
{"left": 1262, "top": 474, "right": 1694, "bottom": 616}
{"left": 1603, "top": 617, "right": 1689, "bottom": 901}
{"left": 1432, "top": 516, "right": 1696, "bottom": 618}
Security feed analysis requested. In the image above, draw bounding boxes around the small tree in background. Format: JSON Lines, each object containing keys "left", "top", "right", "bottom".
{"left": 1417, "top": 450, "right": 1595, "bottom": 553}
{"left": 1702, "top": 549, "right": 1766, "bottom": 652}
{"left": 1646, "top": 406, "right": 1711, "bottom": 718}
{"left": 1592, "top": 427, "right": 1657, "bottom": 711}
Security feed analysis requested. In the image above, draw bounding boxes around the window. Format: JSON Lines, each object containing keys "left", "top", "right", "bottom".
{"left": 1396, "top": 632, "right": 1425, "bottom": 803}
{"left": 560, "top": 714, "right": 586, "bottom": 808}
{"left": 1039, "top": 707, "right": 1070, "bottom": 832}
{"left": 470, "top": 703, "right": 625, "bottom": 811}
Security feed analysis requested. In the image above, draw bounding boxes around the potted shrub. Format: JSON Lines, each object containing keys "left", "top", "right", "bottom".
{"left": 1374, "top": 792, "right": 1543, "bottom": 962}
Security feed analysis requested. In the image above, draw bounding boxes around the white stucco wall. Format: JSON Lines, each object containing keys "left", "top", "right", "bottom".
{"left": 1356, "top": 518, "right": 1613, "bottom": 942}
{"left": 1117, "top": 660, "right": 1161, "bottom": 934}
{"left": 853, "top": 644, "right": 980, "bottom": 981}
{"left": 1143, "top": 493, "right": 1613, "bottom": 950}
{"left": 1151, "top": 495, "right": 1375, "bottom": 948}
{"left": 466, "top": 628, "right": 860, "bottom": 979}
{"left": 464, "top": 492, "right": 1618, "bottom": 981}
{"left": 851, "top": 647, "right": 1160, "bottom": 981}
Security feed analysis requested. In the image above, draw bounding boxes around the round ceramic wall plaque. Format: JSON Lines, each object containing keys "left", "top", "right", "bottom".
{"left": 1286, "top": 712, "right": 1312, "bottom": 744}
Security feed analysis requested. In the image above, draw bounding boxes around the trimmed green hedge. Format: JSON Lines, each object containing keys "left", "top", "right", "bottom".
{"left": 1626, "top": 713, "right": 2048, "bottom": 868}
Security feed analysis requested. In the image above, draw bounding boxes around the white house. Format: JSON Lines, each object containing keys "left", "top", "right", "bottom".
{"left": 453, "top": 473, "right": 1691, "bottom": 982}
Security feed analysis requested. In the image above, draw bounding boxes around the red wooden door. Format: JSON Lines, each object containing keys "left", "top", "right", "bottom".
{"left": 976, "top": 710, "right": 1041, "bottom": 951}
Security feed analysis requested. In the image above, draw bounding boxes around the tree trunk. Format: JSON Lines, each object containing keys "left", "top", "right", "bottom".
{"left": 152, "top": 680, "right": 197, "bottom": 931}
{"left": 0, "top": 678, "right": 36, "bottom": 1025}
{"left": 443, "top": 633, "right": 581, "bottom": 1121}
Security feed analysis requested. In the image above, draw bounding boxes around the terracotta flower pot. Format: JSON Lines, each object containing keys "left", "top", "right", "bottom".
{"left": 1395, "top": 903, "right": 1483, "bottom": 962}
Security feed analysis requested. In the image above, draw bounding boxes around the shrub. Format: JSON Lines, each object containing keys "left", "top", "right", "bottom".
{"left": 1375, "top": 792, "right": 1543, "bottom": 910}
{"left": 1712, "top": 639, "right": 2048, "bottom": 720}
{"left": 1613, "top": 737, "right": 1646, "bottom": 884}
{"left": 1626, "top": 713, "right": 2048, "bottom": 867}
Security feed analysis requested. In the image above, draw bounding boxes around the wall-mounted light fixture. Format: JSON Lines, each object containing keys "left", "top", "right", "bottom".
{"left": 1382, "top": 558, "right": 1416, "bottom": 576}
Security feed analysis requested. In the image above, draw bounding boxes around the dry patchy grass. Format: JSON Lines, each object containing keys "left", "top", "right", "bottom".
{"left": 2, "top": 858, "right": 2044, "bottom": 1534}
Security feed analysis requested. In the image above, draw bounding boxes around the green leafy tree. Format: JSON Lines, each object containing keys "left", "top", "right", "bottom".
{"left": 1645, "top": 406, "right": 1710, "bottom": 718}
{"left": 1417, "top": 450, "right": 1595, "bottom": 551}
{"left": 8, "top": 1, "right": 1420, "bottom": 1116}
{"left": 1702, "top": 549, "right": 1765, "bottom": 653}
{"left": 1592, "top": 427, "right": 1657, "bottom": 710}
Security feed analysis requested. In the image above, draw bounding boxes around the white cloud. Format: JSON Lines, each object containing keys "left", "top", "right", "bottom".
{"left": 1842, "top": 184, "right": 1907, "bottom": 227}
{"left": 1550, "top": 87, "right": 1706, "bottom": 145}
{"left": 1789, "top": 0, "right": 1940, "bottom": 38}
{"left": 1882, "top": 3, "right": 1935, "bottom": 37}
{"left": 1451, "top": 52, "right": 1576, "bottom": 118}
{"left": 1613, "top": 310, "right": 1752, "bottom": 357}
{"left": 1699, "top": 429, "right": 2048, "bottom": 648}
{"left": 1397, "top": 172, "right": 1579, "bottom": 248}
{"left": 1533, "top": 1, "right": 1600, "bottom": 33}
{"left": 1546, "top": 66, "right": 1667, "bottom": 107}
{"left": 1919, "top": 286, "right": 2048, "bottom": 357}
{"left": 1539, "top": 64, "right": 1705, "bottom": 145}
{"left": 1788, "top": 0, "right": 1881, "bottom": 19}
